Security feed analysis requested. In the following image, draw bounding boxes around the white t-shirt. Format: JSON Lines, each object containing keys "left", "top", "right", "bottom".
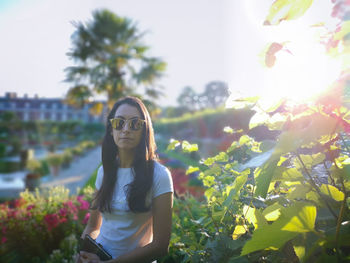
{"left": 94, "top": 161, "right": 173, "bottom": 259}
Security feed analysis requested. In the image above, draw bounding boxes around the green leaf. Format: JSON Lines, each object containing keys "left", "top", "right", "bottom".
{"left": 241, "top": 225, "right": 298, "bottom": 255}
{"left": 203, "top": 164, "right": 222, "bottom": 177}
{"left": 223, "top": 174, "right": 248, "bottom": 207}
{"left": 320, "top": 184, "right": 345, "bottom": 202}
{"left": 274, "top": 114, "right": 339, "bottom": 156}
{"left": 205, "top": 188, "right": 215, "bottom": 201}
{"left": 262, "top": 203, "right": 283, "bottom": 221}
{"left": 287, "top": 184, "right": 312, "bottom": 200}
{"left": 232, "top": 225, "right": 247, "bottom": 240}
{"left": 264, "top": 0, "right": 314, "bottom": 25}
{"left": 226, "top": 96, "right": 259, "bottom": 109}
{"left": 243, "top": 205, "right": 268, "bottom": 229}
{"left": 182, "top": 140, "right": 198, "bottom": 153}
{"left": 166, "top": 139, "right": 180, "bottom": 151}
{"left": 241, "top": 202, "right": 316, "bottom": 255}
{"left": 223, "top": 126, "right": 234, "bottom": 134}
{"left": 239, "top": 135, "right": 252, "bottom": 145}
{"left": 202, "top": 175, "right": 215, "bottom": 187}
{"left": 227, "top": 141, "right": 239, "bottom": 153}
{"left": 203, "top": 157, "right": 215, "bottom": 166}
{"left": 334, "top": 21, "right": 350, "bottom": 41}
{"left": 272, "top": 167, "right": 304, "bottom": 182}
{"left": 294, "top": 153, "right": 325, "bottom": 170}
{"left": 293, "top": 245, "right": 305, "bottom": 262}
{"left": 214, "top": 152, "right": 229, "bottom": 162}
{"left": 186, "top": 166, "right": 200, "bottom": 175}
{"left": 255, "top": 159, "right": 279, "bottom": 198}
{"left": 281, "top": 204, "right": 316, "bottom": 233}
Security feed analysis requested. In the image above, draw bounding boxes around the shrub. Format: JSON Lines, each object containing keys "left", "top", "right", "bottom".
{"left": 0, "top": 186, "right": 94, "bottom": 263}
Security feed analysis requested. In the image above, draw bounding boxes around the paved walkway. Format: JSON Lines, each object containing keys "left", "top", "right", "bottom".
{"left": 0, "top": 147, "right": 101, "bottom": 198}
{"left": 41, "top": 147, "right": 101, "bottom": 195}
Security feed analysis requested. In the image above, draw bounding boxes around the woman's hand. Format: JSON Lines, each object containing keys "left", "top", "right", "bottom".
{"left": 79, "top": 251, "right": 101, "bottom": 263}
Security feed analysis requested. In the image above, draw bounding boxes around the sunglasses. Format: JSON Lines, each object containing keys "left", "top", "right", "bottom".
{"left": 109, "top": 117, "right": 145, "bottom": 131}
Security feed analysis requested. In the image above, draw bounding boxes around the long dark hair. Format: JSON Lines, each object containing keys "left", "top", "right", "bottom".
{"left": 92, "top": 96, "right": 157, "bottom": 213}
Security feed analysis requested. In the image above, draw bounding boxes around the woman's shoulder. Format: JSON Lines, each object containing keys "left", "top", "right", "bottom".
{"left": 153, "top": 160, "right": 170, "bottom": 176}
{"left": 151, "top": 160, "right": 173, "bottom": 196}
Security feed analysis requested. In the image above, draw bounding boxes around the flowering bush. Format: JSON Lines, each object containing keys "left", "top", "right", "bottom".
{"left": 0, "top": 186, "right": 94, "bottom": 263}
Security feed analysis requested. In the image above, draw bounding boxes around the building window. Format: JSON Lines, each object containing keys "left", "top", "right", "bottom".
{"left": 25, "top": 102, "right": 30, "bottom": 108}
{"left": 40, "top": 103, "right": 46, "bottom": 109}
{"left": 23, "top": 112, "right": 29, "bottom": 121}
{"left": 45, "top": 112, "right": 51, "bottom": 120}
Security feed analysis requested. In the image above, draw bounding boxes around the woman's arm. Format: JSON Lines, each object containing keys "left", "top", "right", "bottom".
{"left": 110, "top": 192, "right": 173, "bottom": 263}
{"left": 81, "top": 208, "right": 102, "bottom": 239}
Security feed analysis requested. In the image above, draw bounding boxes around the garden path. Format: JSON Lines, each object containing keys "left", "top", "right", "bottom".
{"left": 41, "top": 146, "right": 101, "bottom": 195}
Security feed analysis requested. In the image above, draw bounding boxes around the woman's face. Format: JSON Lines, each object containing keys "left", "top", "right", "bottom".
{"left": 111, "top": 104, "right": 144, "bottom": 151}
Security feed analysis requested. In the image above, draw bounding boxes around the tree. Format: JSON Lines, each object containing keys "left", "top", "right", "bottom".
{"left": 198, "top": 81, "right": 230, "bottom": 109}
{"left": 176, "top": 86, "right": 199, "bottom": 112}
{"left": 176, "top": 82, "right": 230, "bottom": 112}
{"left": 64, "top": 9, "right": 166, "bottom": 110}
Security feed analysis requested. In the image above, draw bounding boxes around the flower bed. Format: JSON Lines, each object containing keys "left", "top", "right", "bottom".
{"left": 0, "top": 186, "right": 93, "bottom": 263}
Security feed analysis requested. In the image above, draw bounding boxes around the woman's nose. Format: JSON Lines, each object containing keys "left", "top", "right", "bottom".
{"left": 122, "top": 120, "right": 131, "bottom": 131}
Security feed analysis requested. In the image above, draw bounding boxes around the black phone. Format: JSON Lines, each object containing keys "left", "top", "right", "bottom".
{"left": 79, "top": 234, "right": 113, "bottom": 261}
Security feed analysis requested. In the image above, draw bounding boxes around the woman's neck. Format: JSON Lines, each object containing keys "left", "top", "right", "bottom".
{"left": 118, "top": 149, "right": 135, "bottom": 168}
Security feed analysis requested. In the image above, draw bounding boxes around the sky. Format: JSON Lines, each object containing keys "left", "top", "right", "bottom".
{"left": 0, "top": 0, "right": 340, "bottom": 107}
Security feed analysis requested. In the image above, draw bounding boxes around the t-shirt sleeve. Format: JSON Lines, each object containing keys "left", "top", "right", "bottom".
{"left": 95, "top": 165, "right": 103, "bottom": 190}
{"left": 152, "top": 162, "right": 174, "bottom": 198}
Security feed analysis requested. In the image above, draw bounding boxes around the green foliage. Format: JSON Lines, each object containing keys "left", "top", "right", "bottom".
{"left": 165, "top": 97, "right": 350, "bottom": 262}
{"left": 154, "top": 107, "right": 255, "bottom": 141}
{"left": 46, "top": 234, "right": 78, "bottom": 263}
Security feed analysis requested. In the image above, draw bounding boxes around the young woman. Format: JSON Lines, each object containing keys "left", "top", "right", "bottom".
{"left": 77, "top": 97, "right": 173, "bottom": 263}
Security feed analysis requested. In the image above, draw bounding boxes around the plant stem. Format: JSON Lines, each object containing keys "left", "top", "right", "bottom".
{"left": 323, "top": 161, "right": 336, "bottom": 187}
{"left": 296, "top": 154, "right": 338, "bottom": 221}
{"left": 335, "top": 180, "right": 347, "bottom": 259}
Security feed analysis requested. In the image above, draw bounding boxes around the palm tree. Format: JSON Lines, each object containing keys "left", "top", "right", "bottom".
{"left": 64, "top": 9, "right": 166, "bottom": 110}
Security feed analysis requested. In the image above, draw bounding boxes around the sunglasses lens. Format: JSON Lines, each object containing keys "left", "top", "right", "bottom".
{"left": 130, "top": 119, "right": 143, "bottom": 130}
{"left": 111, "top": 118, "right": 143, "bottom": 130}
{"left": 111, "top": 118, "right": 125, "bottom": 130}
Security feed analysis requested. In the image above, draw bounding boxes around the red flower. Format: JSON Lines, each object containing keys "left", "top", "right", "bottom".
{"left": 26, "top": 204, "right": 35, "bottom": 211}
{"left": 12, "top": 198, "right": 26, "bottom": 208}
{"left": 1, "top": 237, "right": 6, "bottom": 244}
{"left": 44, "top": 214, "right": 60, "bottom": 231}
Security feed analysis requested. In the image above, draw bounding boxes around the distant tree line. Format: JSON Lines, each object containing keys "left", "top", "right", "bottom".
{"left": 162, "top": 81, "right": 230, "bottom": 118}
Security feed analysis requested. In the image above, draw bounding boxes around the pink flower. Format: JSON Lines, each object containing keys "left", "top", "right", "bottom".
{"left": 44, "top": 214, "right": 60, "bottom": 231}
{"left": 26, "top": 204, "right": 35, "bottom": 211}
{"left": 59, "top": 207, "right": 67, "bottom": 218}
{"left": 64, "top": 201, "right": 78, "bottom": 213}
{"left": 83, "top": 213, "right": 90, "bottom": 224}
{"left": 1, "top": 236, "right": 6, "bottom": 244}
{"left": 77, "top": 196, "right": 90, "bottom": 210}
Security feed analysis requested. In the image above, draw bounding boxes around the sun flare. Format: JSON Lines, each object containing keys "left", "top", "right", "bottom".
{"left": 262, "top": 41, "right": 341, "bottom": 104}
